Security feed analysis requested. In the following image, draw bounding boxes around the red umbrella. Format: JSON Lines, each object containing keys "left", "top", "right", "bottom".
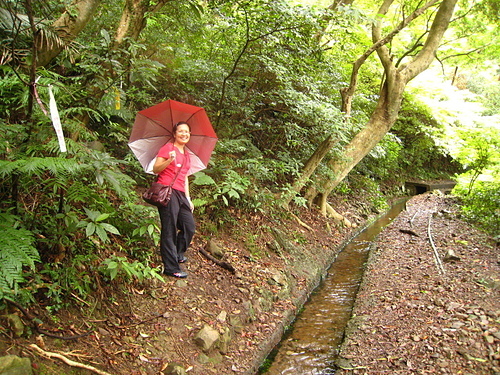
{"left": 128, "top": 100, "right": 217, "bottom": 175}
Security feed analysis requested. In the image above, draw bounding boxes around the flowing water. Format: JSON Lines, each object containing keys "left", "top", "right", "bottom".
{"left": 261, "top": 199, "right": 408, "bottom": 375}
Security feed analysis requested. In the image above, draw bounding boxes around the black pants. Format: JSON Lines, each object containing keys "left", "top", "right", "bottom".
{"left": 157, "top": 189, "right": 195, "bottom": 274}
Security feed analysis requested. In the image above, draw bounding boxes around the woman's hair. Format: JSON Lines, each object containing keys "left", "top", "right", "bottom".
{"left": 173, "top": 121, "right": 191, "bottom": 133}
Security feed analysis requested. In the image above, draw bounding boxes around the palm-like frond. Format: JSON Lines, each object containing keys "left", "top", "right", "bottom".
{"left": 0, "top": 157, "right": 83, "bottom": 178}
{"left": 0, "top": 6, "right": 65, "bottom": 65}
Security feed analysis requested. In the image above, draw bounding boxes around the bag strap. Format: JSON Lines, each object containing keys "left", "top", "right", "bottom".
{"left": 156, "top": 153, "right": 185, "bottom": 188}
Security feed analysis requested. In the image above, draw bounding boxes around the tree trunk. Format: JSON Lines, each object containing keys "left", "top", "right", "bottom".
{"left": 281, "top": 134, "right": 338, "bottom": 207}
{"left": 36, "top": 0, "right": 101, "bottom": 67}
{"left": 309, "top": 0, "right": 458, "bottom": 214}
{"left": 114, "top": 0, "right": 174, "bottom": 46}
{"left": 318, "top": 79, "right": 405, "bottom": 214}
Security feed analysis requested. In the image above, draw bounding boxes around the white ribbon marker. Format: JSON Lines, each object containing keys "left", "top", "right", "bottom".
{"left": 48, "top": 84, "right": 67, "bottom": 153}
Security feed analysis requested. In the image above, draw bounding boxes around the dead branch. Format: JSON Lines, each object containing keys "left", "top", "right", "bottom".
{"left": 29, "top": 344, "right": 112, "bottom": 375}
{"left": 409, "top": 210, "right": 419, "bottom": 227}
{"left": 199, "top": 247, "right": 235, "bottom": 273}
{"left": 427, "top": 214, "right": 445, "bottom": 275}
{"left": 399, "top": 229, "right": 419, "bottom": 237}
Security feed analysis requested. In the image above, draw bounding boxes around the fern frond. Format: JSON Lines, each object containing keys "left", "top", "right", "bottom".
{"left": 0, "top": 157, "right": 83, "bottom": 178}
{"left": 0, "top": 222, "right": 40, "bottom": 299}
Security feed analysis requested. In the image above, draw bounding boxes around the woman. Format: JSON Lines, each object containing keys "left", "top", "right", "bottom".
{"left": 153, "top": 122, "right": 195, "bottom": 278}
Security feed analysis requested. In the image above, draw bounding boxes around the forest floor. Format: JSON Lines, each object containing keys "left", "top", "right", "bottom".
{"left": 1, "top": 192, "right": 498, "bottom": 375}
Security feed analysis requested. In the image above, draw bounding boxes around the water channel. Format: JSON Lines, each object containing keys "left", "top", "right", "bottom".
{"left": 260, "top": 199, "right": 409, "bottom": 375}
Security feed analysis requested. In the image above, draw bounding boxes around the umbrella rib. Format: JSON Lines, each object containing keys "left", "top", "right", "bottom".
{"left": 185, "top": 109, "right": 202, "bottom": 123}
{"left": 140, "top": 115, "right": 174, "bottom": 134}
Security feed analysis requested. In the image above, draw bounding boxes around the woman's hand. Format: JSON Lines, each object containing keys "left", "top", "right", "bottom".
{"left": 186, "top": 197, "right": 194, "bottom": 212}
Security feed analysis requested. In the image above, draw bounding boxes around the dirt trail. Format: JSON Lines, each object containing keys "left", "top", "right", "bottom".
{"left": 337, "top": 193, "right": 500, "bottom": 374}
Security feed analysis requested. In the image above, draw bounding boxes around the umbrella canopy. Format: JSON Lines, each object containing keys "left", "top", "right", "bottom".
{"left": 128, "top": 100, "right": 217, "bottom": 175}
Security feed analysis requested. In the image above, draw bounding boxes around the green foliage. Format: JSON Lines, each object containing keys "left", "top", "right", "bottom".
{"left": 99, "top": 256, "right": 164, "bottom": 283}
{"left": 454, "top": 126, "right": 500, "bottom": 194}
{"left": 0, "top": 157, "right": 82, "bottom": 178}
{"left": 358, "top": 94, "right": 462, "bottom": 184}
{"left": 466, "top": 69, "right": 500, "bottom": 116}
{"left": 192, "top": 169, "right": 250, "bottom": 207}
{"left": 0, "top": 214, "right": 40, "bottom": 301}
{"left": 453, "top": 180, "right": 500, "bottom": 238}
{"left": 338, "top": 174, "right": 388, "bottom": 214}
{"left": 77, "top": 208, "right": 121, "bottom": 244}
{"left": 131, "top": 215, "right": 161, "bottom": 248}
{"left": 452, "top": 125, "right": 500, "bottom": 237}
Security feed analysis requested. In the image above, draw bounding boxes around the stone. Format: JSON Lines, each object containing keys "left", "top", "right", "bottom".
{"left": 218, "top": 327, "right": 231, "bottom": 354}
{"left": 216, "top": 310, "right": 227, "bottom": 323}
{"left": 194, "top": 325, "right": 220, "bottom": 352}
{"left": 163, "top": 362, "right": 186, "bottom": 375}
{"left": 205, "top": 240, "right": 225, "bottom": 259}
{"left": 197, "top": 353, "right": 210, "bottom": 364}
{"left": 229, "top": 315, "right": 244, "bottom": 334}
{"left": 3, "top": 314, "right": 24, "bottom": 337}
{"left": 175, "top": 279, "right": 188, "bottom": 288}
{"left": 242, "top": 301, "right": 255, "bottom": 322}
{"left": 0, "top": 355, "right": 33, "bottom": 375}
{"left": 484, "top": 334, "right": 495, "bottom": 344}
{"left": 269, "top": 268, "right": 288, "bottom": 286}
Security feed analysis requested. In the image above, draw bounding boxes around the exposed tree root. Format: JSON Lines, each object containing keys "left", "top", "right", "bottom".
{"left": 29, "top": 344, "right": 113, "bottom": 375}
{"left": 290, "top": 212, "right": 313, "bottom": 231}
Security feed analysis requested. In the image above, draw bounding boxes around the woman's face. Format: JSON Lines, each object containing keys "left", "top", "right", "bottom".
{"left": 174, "top": 124, "right": 191, "bottom": 145}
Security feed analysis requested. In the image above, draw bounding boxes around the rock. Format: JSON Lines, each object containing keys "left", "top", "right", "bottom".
{"left": 197, "top": 353, "right": 210, "bottom": 364}
{"left": 484, "top": 334, "right": 495, "bottom": 344}
{"left": 446, "top": 302, "right": 462, "bottom": 311}
{"left": 205, "top": 240, "right": 225, "bottom": 259}
{"left": 2, "top": 314, "right": 24, "bottom": 337}
{"left": 343, "top": 217, "right": 353, "bottom": 228}
{"left": 163, "top": 362, "right": 186, "bottom": 375}
{"left": 218, "top": 327, "right": 231, "bottom": 354}
{"left": 242, "top": 300, "right": 256, "bottom": 322}
{"left": 175, "top": 279, "right": 188, "bottom": 288}
{"left": 0, "top": 355, "right": 33, "bottom": 375}
{"left": 216, "top": 310, "right": 227, "bottom": 323}
{"left": 229, "top": 315, "right": 244, "bottom": 334}
{"left": 443, "top": 249, "right": 460, "bottom": 263}
{"left": 194, "top": 325, "right": 220, "bottom": 352}
{"left": 268, "top": 268, "right": 288, "bottom": 286}
{"left": 270, "top": 228, "right": 300, "bottom": 255}
{"left": 267, "top": 240, "right": 283, "bottom": 257}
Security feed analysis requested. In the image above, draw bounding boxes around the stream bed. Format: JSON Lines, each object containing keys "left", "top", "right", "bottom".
{"left": 260, "top": 199, "right": 408, "bottom": 374}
